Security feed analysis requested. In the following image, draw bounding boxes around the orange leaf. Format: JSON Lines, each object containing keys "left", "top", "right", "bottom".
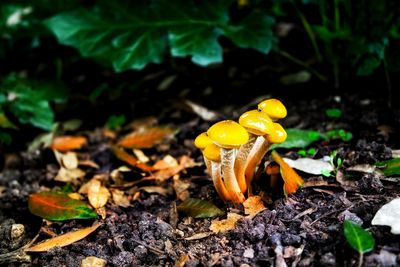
{"left": 26, "top": 223, "right": 101, "bottom": 252}
{"left": 271, "top": 150, "right": 304, "bottom": 197}
{"left": 117, "top": 127, "right": 174, "bottom": 149}
{"left": 243, "top": 196, "right": 266, "bottom": 217}
{"left": 209, "top": 213, "right": 243, "bottom": 233}
{"left": 51, "top": 136, "right": 87, "bottom": 152}
{"left": 111, "top": 145, "right": 153, "bottom": 172}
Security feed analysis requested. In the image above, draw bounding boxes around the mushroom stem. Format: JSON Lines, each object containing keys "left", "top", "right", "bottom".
{"left": 245, "top": 137, "right": 270, "bottom": 185}
{"left": 234, "top": 134, "right": 257, "bottom": 193}
{"left": 210, "top": 161, "right": 231, "bottom": 201}
{"left": 203, "top": 155, "right": 212, "bottom": 175}
{"left": 221, "top": 148, "right": 246, "bottom": 203}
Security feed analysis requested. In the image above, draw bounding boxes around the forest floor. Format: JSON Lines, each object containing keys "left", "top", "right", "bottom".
{"left": 0, "top": 89, "right": 400, "bottom": 267}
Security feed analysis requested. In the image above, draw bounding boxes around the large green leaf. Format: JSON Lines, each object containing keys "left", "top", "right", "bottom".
{"left": 376, "top": 158, "right": 400, "bottom": 176}
{"left": 0, "top": 75, "right": 68, "bottom": 130}
{"left": 343, "top": 220, "right": 375, "bottom": 254}
{"left": 44, "top": 1, "right": 275, "bottom": 71}
{"left": 270, "top": 128, "right": 327, "bottom": 150}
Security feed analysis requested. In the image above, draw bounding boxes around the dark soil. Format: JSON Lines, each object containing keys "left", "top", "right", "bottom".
{"left": 1, "top": 89, "right": 400, "bottom": 267}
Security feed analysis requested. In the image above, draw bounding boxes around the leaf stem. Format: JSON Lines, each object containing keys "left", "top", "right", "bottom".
{"left": 276, "top": 50, "right": 327, "bottom": 82}
{"left": 358, "top": 252, "right": 363, "bottom": 267}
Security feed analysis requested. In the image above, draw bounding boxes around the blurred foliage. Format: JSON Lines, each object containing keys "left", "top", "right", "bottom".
{"left": 1, "top": 0, "right": 400, "bottom": 143}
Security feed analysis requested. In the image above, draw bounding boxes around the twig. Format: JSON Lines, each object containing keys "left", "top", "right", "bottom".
{"left": 131, "top": 239, "right": 164, "bottom": 255}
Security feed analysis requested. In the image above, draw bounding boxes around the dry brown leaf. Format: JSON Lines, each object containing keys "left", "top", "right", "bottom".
{"left": 140, "top": 186, "right": 170, "bottom": 196}
{"left": 110, "top": 189, "right": 130, "bottom": 207}
{"left": 26, "top": 223, "right": 101, "bottom": 252}
{"left": 79, "top": 160, "right": 100, "bottom": 169}
{"left": 111, "top": 145, "right": 153, "bottom": 172}
{"left": 51, "top": 135, "right": 87, "bottom": 152}
{"left": 54, "top": 150, "right": 79, "bottom": 169}
{"left": 55, "top": 167, "right": 85, "bottom": 183}
{"left": 173, "top": 175, "right": 191, "bottom": 201}
{"left": 243, "top": 196, "right": 266, "bottom": 217}
{"left": 153, "top": 155, "right": 179, "bottom": 170}
{"left": 184, "top": 232, "right": 212, "bottom": 240}
{"left": 87, "top": 180, "right": 110, "bottom": 209}
{"left": 209, "top": 213, "right": 243, "bottom": 234}
{"left": 96, "top": 207, "right": 107, "bottom": 219}
{"left": 174, "top": 254, "right": 190, "bottom": 267}
{"left": 149, "top": 156, "right": 197, "bottom": 182}
{"left": 67, "top": 193, "right": 82, "bottom": 200}
{"left": 133, "top": 149, "right": 150, "bottom": 163}
{"left": 0, "top": 186, "right": 6, "bottom": 198}
{"left": 81, "top": 256, "right": 107, "bottom": 267}
{"left": 117, "top": 127, "right": 175, "bottom": 149}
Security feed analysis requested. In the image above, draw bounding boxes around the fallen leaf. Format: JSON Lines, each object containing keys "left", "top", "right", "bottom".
{"left": 111, "top": 145, "right": 153, "bottom": 172}
{"left": 28, "top": 191, "right": 97, "bottom": 221}
{"left": 110, "top": 189, "right": 130, "bottom": 207}
{"left": 55, "top": 167, "right": 86, "bottom": 183}
{"left": 184, "top": 232, "right": 212, "bottom": 240}
{"left": 283, "top": 157, "right": 334, "bottom": 175}
{"left": 185, "top": 100, "right": 219, "bottom": 121}
{"left": 26, "top": 223, "right": 101, "bottom": 252}
{"left": 372, "top": 198, "right": 400, "bottom": 234}
{"left": 51, "top": 135, "right": 87, "bottom": 152}
{"left": 87, "top": 180, "right": 110, "bottom": 209}
{"left": 174, "top": 254, "right": 190, "bottom": 267}
{"left": 210, "top": 213, "right": 243, "bottom": 233}
{"left": 243, "top": 196, "right": 266, "bottom": 217}
{"left": 376, "top": 158, "right": 400, "bottom": 176}
{"left": 133, "top": 149, "right": 150, "bottom": 163}
{"left": 153, "top": 155, "right": 179, "bottom": 170}
{"left": 173, "top": 175, "right": 191, "bottom": 201}
{"left": 0, "top": 186, "right": 6, "bottom": 198}
{"left": 53, "top": 150, "right": 78, "bottom": 169}
{"left": 79, "top": 159, "right": 100, "bottom": 169}
{"left": 81, "top": 256, "right": 107, "bottom": 267}
{"left": 149, "top": 156, "right": 197, "bottom": 182}
{"left": 347, "top": 164, "right": 378, "bottom": 174}
{"left": 177, "top": 198, "right": 224, "bottom": 219}
{"left": 271, "top": 151, "right": 304, "bottom": 196}
{"left": 117, "top": 127, "right": 175, "bottom": 149}
{"left": 140, "top": 186, "right": 170, "bottom": 196}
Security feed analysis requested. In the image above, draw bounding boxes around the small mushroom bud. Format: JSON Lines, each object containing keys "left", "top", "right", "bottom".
{"left": 207, "top": 120, "right": 248, "bottom": 203}
{"left": 194, "top": 132, "right": 214, "bottom": 174}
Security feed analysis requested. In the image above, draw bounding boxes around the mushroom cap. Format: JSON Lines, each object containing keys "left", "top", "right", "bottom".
{"left": 265, "top": 123, "right": 287, "bottom": 144}
{"left": 203, "top": 143, "right": 221, "bottom": 162}
{"left": 194, "top": 132, "right": 213, "bottom": 150}
{"left": 258, "top": 99, "right": 287, "bottom": 120}
{"left": 239, "top": 110, "right": 274, "bottom": 136}
{"left": 207, "top": 120, "right": 249, "bottom": 149}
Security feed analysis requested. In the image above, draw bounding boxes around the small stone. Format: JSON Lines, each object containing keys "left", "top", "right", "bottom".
{"left": 243, "top": 248, "right": 254, "bottom": 259}
{"left": 10, "top": 224, "right": 25, "bottom": 240}
{"left": 80, "top": 256, "right": 107, "bottom": 267}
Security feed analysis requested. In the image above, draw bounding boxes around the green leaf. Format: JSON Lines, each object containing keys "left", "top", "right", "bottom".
{"left": 107, "top": 114, "right": 126, "bottom": 129}
{"left": 0, "top": 130, "right": 12, "bottom": 144}
{"left": 325, "top": 108, "right": 342, "bottom": 118}
{"left": 177, "top": 198, "right": 224, "bottom": 218}
{"left": 271, "top": 129, "right": 326, "bottom": 150}
{"left": 225, "top": 10, "right": 275, "bottom": 54}
{"left": 326, "top": 129, "right": 353, "bottom": 142}
{"left": 28, "top": 191, "right": 98, "bottom": 221}
{"left": 343, "top": 220, "right": 375, "bottom": 254}
{"left": 375, "top": 158, "right": 400, "bottom": 176}
{"left": 0, "top": 75, "right": 68, "bottom": 130}
{"left": 0, "top": 113, "right": 18, "bottom": 129}
{"left": 44, "top": 1, "right": 275, "bottom": 71}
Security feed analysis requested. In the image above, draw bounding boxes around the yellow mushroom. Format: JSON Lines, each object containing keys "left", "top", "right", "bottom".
{"left": 207, "top": 120, "right": 248, "bottom": 204}
{"left": 203, "top": 143, "right": 231, "bottom": 201}
{"left": 235, "top": 110, "right": 273, "bottom": 193}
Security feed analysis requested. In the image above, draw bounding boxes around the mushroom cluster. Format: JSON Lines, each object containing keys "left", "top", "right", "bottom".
{"left": 194, "top": 99, "right": 290, "bottom": 204}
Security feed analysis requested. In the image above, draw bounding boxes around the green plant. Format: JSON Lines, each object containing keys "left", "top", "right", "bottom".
{"left": 343, "top": 220, "right": 375, "bottom": 267}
